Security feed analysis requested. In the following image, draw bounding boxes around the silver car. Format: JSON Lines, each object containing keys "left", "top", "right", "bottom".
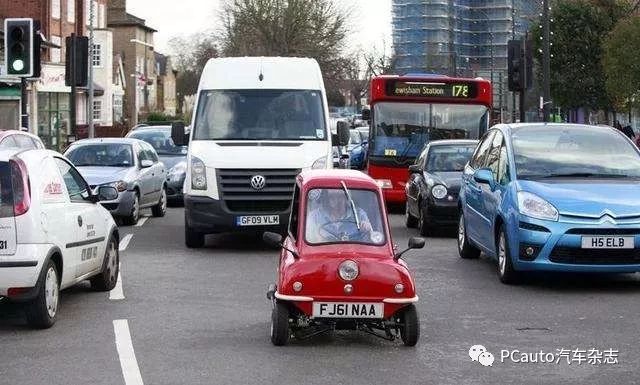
{"left": 64, "top": 138, "right": 167, "bottom": 225}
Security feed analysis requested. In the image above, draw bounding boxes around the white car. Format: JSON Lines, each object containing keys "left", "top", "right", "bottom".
{"left": 0, "top": 148, "right": 120, "bottom": 328}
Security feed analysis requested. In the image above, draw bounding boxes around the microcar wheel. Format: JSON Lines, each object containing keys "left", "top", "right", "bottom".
{"left": 457, "top": 212, "right": 480, "bottom": 259}
{"left": 497, "top": 226, "right": 520, "bottom": 285}
{"left": 271, "top": 302, "right": 290, "bottom": 346}
{"left": 25, "top": 260, "right": 59, "bottom": 329}
{"left": 90, "top": 235, "right": 120, "bottom": 291}
{"left": 152, "top": 187, "right": 167, "bottom": 217}
{"left": 400, "top": 304, "right": 420, "bottom": 347}
{"left": 123, "top": 193, "right": 140, "bottom": 226}
{"left": 405, "top": 202, "right": 418, "bottom": 228}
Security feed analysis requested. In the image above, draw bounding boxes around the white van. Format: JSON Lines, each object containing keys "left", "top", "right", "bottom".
{"left": 172, "top": 57, "right": 348, "bottom": 248}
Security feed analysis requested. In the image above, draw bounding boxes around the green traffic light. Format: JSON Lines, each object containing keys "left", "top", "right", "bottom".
{"left": 12, "top": 59, "right": 25, "bottom": 72}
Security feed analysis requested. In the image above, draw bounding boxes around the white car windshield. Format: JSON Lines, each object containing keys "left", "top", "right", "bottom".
{"left": 305, "top": 188, "right": 385, "bottom": 245}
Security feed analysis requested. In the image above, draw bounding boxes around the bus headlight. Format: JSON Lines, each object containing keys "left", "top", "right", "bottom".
{"left": 191, "top": 156, "right": 207, "bottom": 190}
{"left": 312, "top": 156, "right": 328, "bottom": 169}
{"left": 431, "top": 185, "right": 448, "bottom": 199}
{"left": 376, "top": 179, "right": 393, "bottom": 189}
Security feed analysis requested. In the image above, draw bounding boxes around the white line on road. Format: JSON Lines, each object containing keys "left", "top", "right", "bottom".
{"left": 113, "top": 319, "right": 144, "bottom": 385}
{"left": 110, "top": 263, "right": 124, "bottom": 300}
{"left": 135, "top": 216, "right": 148, "bottom": 227}
{"left": 119, "top": 234, "right": 133, "bottom": 251}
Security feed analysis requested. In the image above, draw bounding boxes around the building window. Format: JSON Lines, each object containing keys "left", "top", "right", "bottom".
{"left": 92, "top": 1, "right": 99, "bottom": 28}
{"left": 51, "top": 36, "right": 61, "bottom": 63}
{"left": 92, "top": 43, "right": 101, "bottom": 67}
{"left": 52, "top": 0, "right": 61, "bottom": 19}
{"left": 93, "top": 99, "right": 102, "bottom": 121}
{"left": 67, "top": 0, "right": 75, "bottom": 23}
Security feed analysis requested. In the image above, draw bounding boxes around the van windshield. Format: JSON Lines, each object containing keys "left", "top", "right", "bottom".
{"left": 193, "top": 89, "right": 327, "bottom": 141}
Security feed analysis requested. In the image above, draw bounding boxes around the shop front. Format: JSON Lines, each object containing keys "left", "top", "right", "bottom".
{"left": 36, "top": 64, "right": 74, "bottom": 152}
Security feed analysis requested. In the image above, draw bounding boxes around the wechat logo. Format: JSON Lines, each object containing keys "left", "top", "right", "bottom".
{"left": 469, "top": 345, "right": 495, "bottom": 367}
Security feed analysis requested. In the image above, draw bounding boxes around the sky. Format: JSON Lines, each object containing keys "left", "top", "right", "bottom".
{"left": 127, "top": 0, "right": 392, "bottom": 56}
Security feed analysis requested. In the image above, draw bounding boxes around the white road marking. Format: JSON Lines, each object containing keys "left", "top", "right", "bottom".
{"left": 109, "top": 263, "right": 124, "bottom": 300}
{"left": 135, "top": 216, "right": 148, "bottom": 227}
{"left": 119, "top": 234, "right": 133, "bottom": 251}
{"left": 113, "top": 319, "right": 144, "bottom": 385}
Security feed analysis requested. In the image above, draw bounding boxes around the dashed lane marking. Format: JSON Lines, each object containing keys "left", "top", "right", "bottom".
{"left": 109, "top": 263, "right": 124, "bottom": 300}
{"left": 135, "top": 217, "right": 148, "bottom": 227}
{"left": 119, "top": 234, "right": 133, "bottom": 251}
{"left": 113, "top": 319, "right": 144, "bottom": 385}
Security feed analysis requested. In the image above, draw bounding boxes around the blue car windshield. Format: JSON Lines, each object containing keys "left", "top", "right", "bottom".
{"left": 371, "top": 102, "right": 488, "bottom": 160}
{"left": 128, "top": 128, "right": 187, "bottom": 156}
{"left": 511, "top": 125, "right": 640, "bottom": 179}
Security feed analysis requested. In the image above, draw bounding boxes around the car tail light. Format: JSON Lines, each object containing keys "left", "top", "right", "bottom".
{"left": 10, "top": 158, "right": 30, "bottom": 216}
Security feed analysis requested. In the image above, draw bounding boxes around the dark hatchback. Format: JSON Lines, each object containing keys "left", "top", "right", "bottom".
{"left": 405, "top": 139, "right": 478, "bottom": 235}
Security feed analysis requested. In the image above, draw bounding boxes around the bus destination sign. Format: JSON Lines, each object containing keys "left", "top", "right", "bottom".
{"left": 387, "top": 81, "right": 478, "bottom": 99}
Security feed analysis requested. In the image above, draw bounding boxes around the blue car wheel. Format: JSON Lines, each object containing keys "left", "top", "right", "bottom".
{"left": 497, "top": 225, "right": 521, "bottom": 284}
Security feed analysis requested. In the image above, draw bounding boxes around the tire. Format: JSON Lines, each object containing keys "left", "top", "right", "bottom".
{"left": 457, "top": 212, "right": 480, "bottom": 259}
{"left": 270, "top": 301, "right": 290, "bottom": 346}
{"left": 497, "top": 226, "right": 520, "bottom": 284}
{"left": 25, "top": 260, "right": 59, "bottom": 329}
{"left": 400, "top": 304, "right": 420, "bottom": 347}
{"left": 122, "top": 192, "right": 140, "bottom": 226}
{"left": 90, "top": 235, "right": 119, "bottom": 291}
{"left": 418, "top": 203, "right": 433, "bottom": 236}
{"left": 405, "top": 201, "right": 418, "bottom": 228}
{"left": 185, "top": 213, "right": 205, "bottom": 248}
{"left": 151, "top": 187, "right": 167, "bottom": 217}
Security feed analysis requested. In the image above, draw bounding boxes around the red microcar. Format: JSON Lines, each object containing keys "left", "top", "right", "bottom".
{"left": 264, "top": 169, "right": 425, "bottom": 346}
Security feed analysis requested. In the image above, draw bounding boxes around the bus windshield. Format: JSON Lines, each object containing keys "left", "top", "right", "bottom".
{"left": 371, "top": 102, "right": 488, "bottom": 161}
{"left": 193, "top": 89, "right": 327, "bottom": 141}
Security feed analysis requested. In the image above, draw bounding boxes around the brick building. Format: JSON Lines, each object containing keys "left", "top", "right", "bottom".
{"left": 107, "top": 0, "right": 157, "bottom": 127}
{"left": 154, "top": 52, "right": 178, "bottom": 117}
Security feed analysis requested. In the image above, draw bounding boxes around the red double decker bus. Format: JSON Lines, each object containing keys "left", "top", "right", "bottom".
{"left": 364, "top": 74, "right": 493, "bottom": 204}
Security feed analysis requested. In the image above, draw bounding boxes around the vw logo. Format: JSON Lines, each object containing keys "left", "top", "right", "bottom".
{"left": 250, "top": 175, "right": 266, "bottom": 190}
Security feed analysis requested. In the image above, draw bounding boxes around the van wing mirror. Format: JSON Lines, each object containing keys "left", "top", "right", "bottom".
{"left": 171, "top": 121, "right": 187, "bottom": 146}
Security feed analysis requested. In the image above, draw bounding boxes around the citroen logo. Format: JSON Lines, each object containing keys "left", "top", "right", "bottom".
{"left": 250, "top": 175, "right": 266, "bottom": 190}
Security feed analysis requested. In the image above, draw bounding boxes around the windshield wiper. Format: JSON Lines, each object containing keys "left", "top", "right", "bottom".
{"left": 341, "top": 181, "right": 360, "bottom": 230}
{"left": 540, "top": 172, "right": 629, "bottom": 179}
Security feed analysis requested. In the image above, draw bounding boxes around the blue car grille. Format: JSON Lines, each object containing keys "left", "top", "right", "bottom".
{"left": 565, "top": 228, "right": 640, "bottom": 235}
{"left": 549, "top": 247, "right": 640, "bottom": 265}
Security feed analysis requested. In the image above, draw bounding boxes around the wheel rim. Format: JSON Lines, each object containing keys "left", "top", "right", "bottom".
{"left": 160, "top": 189, "right": 167, "bottom": 212}
{"left": 45, "top": 267, "right": 59, "bottom": 318}
{"left": 106, "top": 240, "right": 118, "bottom": 285}
{"left": 458, "top": 215, "right": 465, "bottom": 251}
{"left": 132, "top": 195, "right": 139, "bottom": 220}
{"left": 405, "top": 204, "right": 411, "bottom": 221}
{"left": 498, "top": 233, "right": 507, "bottom": 275}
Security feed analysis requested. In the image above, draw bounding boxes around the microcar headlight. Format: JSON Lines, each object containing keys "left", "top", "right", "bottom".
{"left": 168, "top": 161, "right": 187, "bottom": 181}
{"left": 517, "top": 191, "right": 559, "bottom": 221}
{"left": 431, "top": 185, "right": 448, "bottom": 199}
{"left": 110, "top": 180, "right": 127, "bottom": 192}
{"left": 312, "top": 156, "right": 328, "bottom": 169}
{"left": 191, "top": 156, "right": 207, "bottom": 190}
{"left": 338, "top": 260, "right": 359, "bottom": 281}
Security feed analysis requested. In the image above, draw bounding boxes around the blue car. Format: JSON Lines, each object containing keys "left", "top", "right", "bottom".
{"left": 348, "top": 129, "right": 368, "bottom": 170}
{"left": 458, "top": 123, "right": 640, "bottom": 284}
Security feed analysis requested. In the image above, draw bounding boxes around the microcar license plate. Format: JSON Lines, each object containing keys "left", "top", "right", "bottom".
{"left": 236, "top": 215, "right": 279, "bottom": 226}
{"left": 581, "top": 236, "right": 634, "bottom": 249}
{"left": 312, "top": 302, "right": 383, "bottom": 319}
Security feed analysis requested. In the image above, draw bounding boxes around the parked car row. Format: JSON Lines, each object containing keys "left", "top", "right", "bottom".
{"left": 404, "top": 123, "right": 640, "bottom": 285}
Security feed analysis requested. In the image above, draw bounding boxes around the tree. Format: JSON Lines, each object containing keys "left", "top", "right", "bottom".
{"left": 219, "top": 0, "right": 351, "bottom": 94}
{"left": 532, "top": 0, "right": 625, "bottom": 111}
{"left": 602, "top": 16, "right": 640, "bottom": 112}
{"left": 168, "top": 33, "right": 219, "bottom": 111}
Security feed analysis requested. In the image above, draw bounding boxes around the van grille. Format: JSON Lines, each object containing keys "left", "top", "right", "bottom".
{"left": 217, "top": 168, "right": 299, "bottom": 213}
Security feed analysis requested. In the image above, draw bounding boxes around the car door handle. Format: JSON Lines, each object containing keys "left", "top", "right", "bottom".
{"left": 469, "top": 184, "right": 482, "bottom": 193}
{"left": 77, "top": 216, "right": 83, "bottom": 227}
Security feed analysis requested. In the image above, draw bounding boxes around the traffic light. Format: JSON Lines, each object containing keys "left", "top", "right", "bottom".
{"left": 507, "top": 40, "right": 524, "bottom": 92}
{"left": 65, "top": 35, "right": 89, "bottom": 87}
{"left": 4, "top": 18, "right": 34, "bottom": 77}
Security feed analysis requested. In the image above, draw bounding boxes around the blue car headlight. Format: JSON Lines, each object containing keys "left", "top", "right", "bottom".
{"left": 517, "top": 191, "right": 559, "bottom": 221}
